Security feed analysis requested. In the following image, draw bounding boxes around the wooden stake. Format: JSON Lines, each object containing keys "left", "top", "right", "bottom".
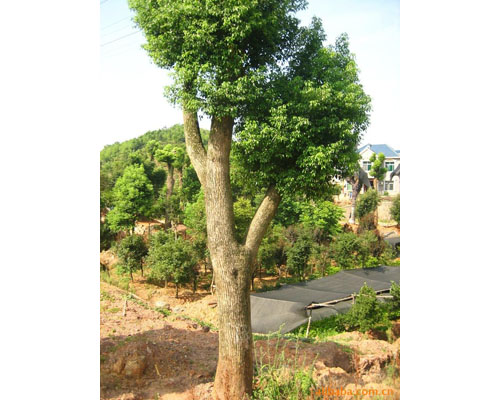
{"left": 305, "top": 310, "right": 312, "bottom": 338}
{"left": 122, "top": 298, "right": 127, "bottom": 317}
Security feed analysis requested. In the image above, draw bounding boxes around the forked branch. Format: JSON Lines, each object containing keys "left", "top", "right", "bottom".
{"left": 244, "top": 185, "right": 281, "bottom": 258}
{"left": 183, "top": 110, "right": 207, "bottom": 187}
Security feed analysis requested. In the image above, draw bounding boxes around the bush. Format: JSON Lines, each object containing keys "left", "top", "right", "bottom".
{"left": 332, "top": 231, "right": 387, "bottom": 269}
{"left": 332, "top": 232, "right": 359, "bottom": 269}
{"left": 358, "top": 231, "right": 386, "bottom": 260}
{"left": 286, "top": 231, "right": 313, "bottom": 280}
{"left": 355, "top": 189, "right": 380, "bottom": 220}
{"left": 387, "top": 281, "right": 400, "bottom": 320}
{"left": 390, "top": 194, "right": 400, "bottom": 225}
{"left": 343, "top": 284, "right": 390, "bottom": 333}
{"left": 357, "top": 212, "right": 376, "bottom": 234}
{"left": 116, "top": 234, "right": 148, "bottom": 280}
{"left": 100, "top": 221, "right": 114, "bottom": 252}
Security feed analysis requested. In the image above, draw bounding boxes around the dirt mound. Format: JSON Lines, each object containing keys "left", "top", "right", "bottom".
{"left": 100, "top": 282, "right": 218, "bottom": 400}
{"left": 101, "top": 250, "right": 119, "bottom": 268}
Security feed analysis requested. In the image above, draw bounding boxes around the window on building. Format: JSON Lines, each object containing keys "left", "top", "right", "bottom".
{"left": 384, "top": 181, "right": 394, "bottom": 191}
{"left": 385, "top": 161, "right": 395, "bottom": 171}
{"left": 362, "top": 161, "right": 371, "bottom": 171}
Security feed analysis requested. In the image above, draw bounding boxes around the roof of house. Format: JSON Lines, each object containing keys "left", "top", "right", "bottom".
{"left": 358, "top": 144, "right": 400, "bottom": 158}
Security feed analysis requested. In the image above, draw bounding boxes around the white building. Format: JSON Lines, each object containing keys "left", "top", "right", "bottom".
{"left": 340, "top": 144, "right": 400, "bottom": 199}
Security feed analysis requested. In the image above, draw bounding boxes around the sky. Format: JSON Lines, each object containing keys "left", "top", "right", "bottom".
{"left": 100, "top": 0, "right": 400, "bottom": 150}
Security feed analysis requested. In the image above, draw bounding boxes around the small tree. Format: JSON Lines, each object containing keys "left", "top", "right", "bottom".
{"left": 116, "top": 234, "right": 148, "bottom": 281}
{"left": 390, "top": 194, "right": 400, "bottom": 226}
{"left": 286, "top": 230, "right": 313, "bottom": 280}
{"left": 369, "top": 152, "right": 388, "bottom": 192}
{"left": 107, "top": 164, "right": 154, "bottom": 233}
{"left": 147, "top": 231, "right": 197, "bottom": 298}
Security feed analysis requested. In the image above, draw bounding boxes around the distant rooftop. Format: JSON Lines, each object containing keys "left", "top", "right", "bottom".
{"left": 358, "top": 144, "right": 400, "bottom": 158}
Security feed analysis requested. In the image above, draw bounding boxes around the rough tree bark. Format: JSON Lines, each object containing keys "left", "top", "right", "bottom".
{"left": 183, "top": 110, "right": 280, "bottom": 399}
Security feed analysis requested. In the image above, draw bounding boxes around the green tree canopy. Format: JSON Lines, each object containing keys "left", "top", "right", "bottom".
{"left": 369, "top": 152, "right": 387, "bottom": 182}
{"left": 106, "top": 164, "right": 154, "bottom": 232}
{"left": 233, "top": 32, "right": 371, "bottom": 198}
{"left": 299, "top": 200, "right": 344, "bottom": 241}
{"left": 147, "top": 231, "right": 198, "bottom": 297}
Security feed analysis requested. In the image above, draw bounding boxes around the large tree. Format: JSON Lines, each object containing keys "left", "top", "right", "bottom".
{"left": 129, "top": 1, "right": 370, "bottom": 397}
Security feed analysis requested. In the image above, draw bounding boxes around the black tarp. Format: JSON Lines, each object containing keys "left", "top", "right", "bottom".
{"left": 250, "top": 265, "right": 400, "bottom": 334}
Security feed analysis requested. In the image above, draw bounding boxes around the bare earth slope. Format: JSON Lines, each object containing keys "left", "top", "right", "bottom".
{"left": 100, "top": 282, "right": 400, "bottom": 400}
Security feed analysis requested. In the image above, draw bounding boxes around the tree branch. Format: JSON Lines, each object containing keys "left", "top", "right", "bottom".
{"left": 183, "top": 109, "right": 207, "bottom": 187}
{"left": 244, "top": 185, "right": 281, "bottom": 258}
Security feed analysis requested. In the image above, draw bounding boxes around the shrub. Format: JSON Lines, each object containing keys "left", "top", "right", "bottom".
{"left": 357, "top": 212, "right": 376, "bottom": 233}
{"left": 116, "top": 234, "right": 148, "bottom": 280}
{"left": 100, "top": 221, "right": 114, "bottom": 252}
{"left": 344, "top": 283, "right": 390, "bottom": 333}
{"left": 387, "top": 281, "right": 400, "bottom": 320}
{"left": 390, "top": 194, "right": 400, "bottom": 225}
{"left": 358, "top": 231, "right": 386, "bottom": 260}
{"left": 333, "top": 231, "right": 390, "bottom": 269}
{"left": 355, "top": 189, "right": 380, "bottom": 220}
{"left": 286, "top": 232, "right": 313, "bottom": 280}
{"left": 332, "top": 232, "right": 359, "bottom": 269}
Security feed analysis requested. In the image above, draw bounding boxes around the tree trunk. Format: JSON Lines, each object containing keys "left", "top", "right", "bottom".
{"left": 183, "top": 112, "right": 280, "bottom": 400}
{"left": 373, "top": 178, "right": 379, "bottom": 227}
{"left": 175, "top": 283, "right": 179, "bottom": 298}
{"left": 165, "top": 164, "right": 175, "bottom": 231}
{"left": 349, "top": 177, "right": 361, "bottom": 224}
{"left": 164, "top": 279, "right": 168, "bottom": 289}
{"left": 129, "top": 270, "right": 133, "bottom": 282}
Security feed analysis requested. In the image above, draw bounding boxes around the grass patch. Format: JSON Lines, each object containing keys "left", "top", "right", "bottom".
{"left": 100, "top": 291, "right": 114, "bottom": 302}
{"left": 175, "top": 314, "right": 217, "bottom": 331}
{"left": 252, "top": 333, "right": 317, "bottom": 400}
